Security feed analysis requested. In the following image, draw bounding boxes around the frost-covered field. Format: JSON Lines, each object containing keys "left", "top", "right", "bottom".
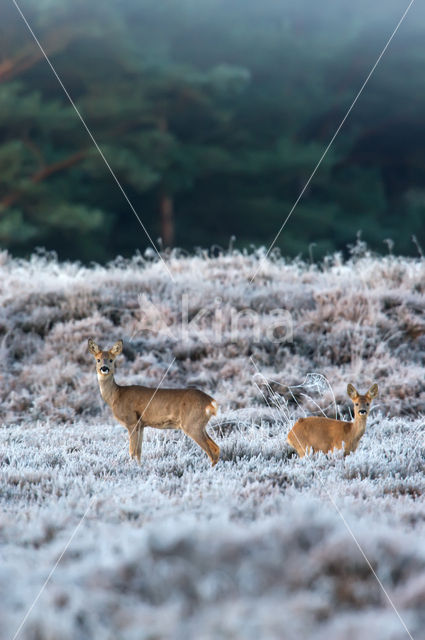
{"left": 1, "top": 248, "right": 425, "bottom": 639}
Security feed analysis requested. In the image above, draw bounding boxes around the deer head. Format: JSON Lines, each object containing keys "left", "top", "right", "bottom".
{"left": 347, "top": 383, "right": 378, "bottom": 418}
{"left": 88, "top": 338, "right": 123, "bottom": 378}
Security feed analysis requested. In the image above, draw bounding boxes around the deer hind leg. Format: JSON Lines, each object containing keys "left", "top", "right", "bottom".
{"left": 182, "top": 417, "right": 220, "bottom": 466}
{"left": 203, "top": 430, "right": 220, "bottom": 464}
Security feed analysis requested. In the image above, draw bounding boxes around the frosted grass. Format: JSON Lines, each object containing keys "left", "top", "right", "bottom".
{"left": 1, "top": 248, "right": 424, "bottom": 638}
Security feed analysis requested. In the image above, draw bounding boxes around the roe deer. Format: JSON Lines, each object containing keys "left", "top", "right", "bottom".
{"left": 88, "top": 338, "right": 220, "bottom": 466}
{"left": 287, "top": 383, "right": 378, "bottom": 457}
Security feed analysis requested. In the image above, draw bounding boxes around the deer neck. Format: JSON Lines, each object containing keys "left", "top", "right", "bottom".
{"left": 352, "top": 413, "right": 368, "bottom": 439}
{"left": 98, "top": 374, "right": 119, "bottom": 407}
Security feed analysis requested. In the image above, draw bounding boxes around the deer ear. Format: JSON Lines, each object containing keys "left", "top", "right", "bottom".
{"left": 88, "top": 338, "right": 101, "bottom": 355}
{"left": 110, "top": 340, "right": 123, "bottom": 357}
{"left": 367, "top": 383, "right": 378, "bottom": 399}
{"left": 347, "top": 383, "right": 359, "bottom": 399}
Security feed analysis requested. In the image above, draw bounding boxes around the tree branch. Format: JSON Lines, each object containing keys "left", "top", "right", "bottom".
{"left": 0, "top": 149, "right": 88, "bottom": 208}
{"left": 0, "top": 29, "right": 75, "bottom": 84}
{"left": 0, "top": 116, "right": 158, "bottom": 209}
{"left": 32, "top": 149, "right": 87, "bottom": 183}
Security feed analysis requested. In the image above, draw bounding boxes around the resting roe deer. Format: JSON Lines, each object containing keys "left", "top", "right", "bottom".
{"left": 88, "top": 338, "right": 220, "bottom": 466}
{"left": 287, "top": 383, "right": 378, "bottom": 457}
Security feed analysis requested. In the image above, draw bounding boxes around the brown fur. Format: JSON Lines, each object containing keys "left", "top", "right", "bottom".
{"left": 88, "top": 338, "right": 220, "bottom": 466}
{"left": 287, "top": 383, "right": 378, "bottom": 457}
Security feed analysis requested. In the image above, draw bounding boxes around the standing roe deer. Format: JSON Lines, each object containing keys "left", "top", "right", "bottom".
{"left": 88, "top": 338, "right": 220, "bottom": 466}
{"left": 287, "top": 383, "right": 378, "bottom": 457}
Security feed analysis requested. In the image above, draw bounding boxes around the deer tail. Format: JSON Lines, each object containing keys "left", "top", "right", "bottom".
{"left": 206, "top": 399, "right": 218, "bottom": 416}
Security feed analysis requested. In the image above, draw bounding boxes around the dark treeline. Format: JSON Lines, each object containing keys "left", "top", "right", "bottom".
{"left": 0, "top": 0, "right": 424, "bottom": 262}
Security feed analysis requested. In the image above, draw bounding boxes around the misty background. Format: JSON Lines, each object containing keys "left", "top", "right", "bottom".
{"left": 0, "top": 0, "right": 424, "bottom": 263}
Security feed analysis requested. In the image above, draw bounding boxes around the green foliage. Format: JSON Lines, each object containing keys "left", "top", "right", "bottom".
{"left": 0, "top": 0, "right": 424, "bottom": 260}
{"left": 0, "top": 210, "right": 37, "bottom": 243}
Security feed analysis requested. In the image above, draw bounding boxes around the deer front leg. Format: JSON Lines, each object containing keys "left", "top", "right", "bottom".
{"left": 135, "top": 426, "right": 144, "bottom": 463}
{"left": 128, "top": 425, "right": 144, "bottom": 464}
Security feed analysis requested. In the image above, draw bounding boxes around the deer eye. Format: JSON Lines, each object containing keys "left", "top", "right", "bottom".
{"left": 97, "top": 359, "right": 100, "bottom": 363}
{"left": 109, "top": 359, "right": 113, "bottom": 363}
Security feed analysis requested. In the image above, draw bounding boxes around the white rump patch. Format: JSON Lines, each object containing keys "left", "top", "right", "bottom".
{"left": 206, "top": 400, "right": 218, "bottom": 416}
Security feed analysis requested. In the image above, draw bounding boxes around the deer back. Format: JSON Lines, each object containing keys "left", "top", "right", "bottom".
{"left": 113, "top": 385, "right": 215, "bottom": 429}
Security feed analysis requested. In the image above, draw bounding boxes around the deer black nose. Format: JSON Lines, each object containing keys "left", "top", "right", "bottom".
{"left": 100, "top": 366, "right": 110, "bottom": 374}
{"left": 358, "top": 409, "right": 367, "bottom": 415}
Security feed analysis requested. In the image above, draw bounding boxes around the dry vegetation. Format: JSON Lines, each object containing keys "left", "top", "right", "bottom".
{"left": 1, "top": 246, "right": 425, "bottom": 639}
